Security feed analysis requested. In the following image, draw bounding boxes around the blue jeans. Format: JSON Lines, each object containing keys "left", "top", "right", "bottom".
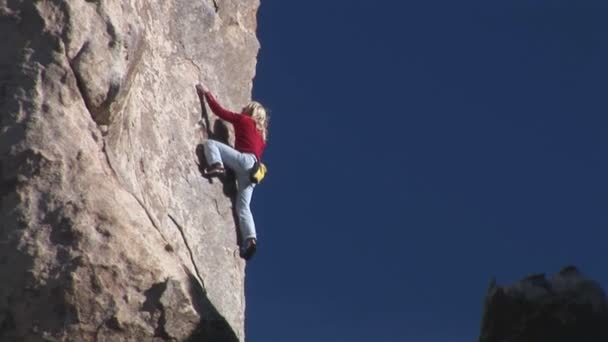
{"left": 204, "top": 139, "right": 257, "bottom": 241}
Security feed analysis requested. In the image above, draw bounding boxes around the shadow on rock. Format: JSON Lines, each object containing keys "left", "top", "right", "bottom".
{"left": 185, "top": 271, "right": 239, "bottom": 342}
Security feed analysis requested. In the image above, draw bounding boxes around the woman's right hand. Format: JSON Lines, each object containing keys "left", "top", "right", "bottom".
{"left": 195, "top": 83, "right": 209, "bottom": 96}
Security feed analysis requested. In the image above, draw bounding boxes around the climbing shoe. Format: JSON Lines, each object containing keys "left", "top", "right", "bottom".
{"left": 240, "top": 238, "right": 257, "bottom": 260}
{"left": 204, "top": 163, "right": 225, "bottom": 177}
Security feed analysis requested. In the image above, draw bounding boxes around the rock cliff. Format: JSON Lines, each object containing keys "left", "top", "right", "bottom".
{"left": 479, "top": 266, "right": 608, "bottom": 342}
{"left": 0, "top": 0, "right": 260, "bottom": 340}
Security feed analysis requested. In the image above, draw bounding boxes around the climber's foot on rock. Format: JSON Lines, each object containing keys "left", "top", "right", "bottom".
{"left": 204, "top": 163, "right": 225, "bottom": 177}
{"left": 240, "top": 238, "right": 257, "bottom": 260}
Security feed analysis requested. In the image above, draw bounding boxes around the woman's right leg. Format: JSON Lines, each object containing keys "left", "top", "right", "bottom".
{"left": 203, "top": 139, "right": 241, "bottom": 171}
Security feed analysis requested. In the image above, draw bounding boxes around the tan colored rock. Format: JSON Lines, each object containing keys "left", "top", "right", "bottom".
{"left": 0, "top": 0, "right": 260, "bottom": 340}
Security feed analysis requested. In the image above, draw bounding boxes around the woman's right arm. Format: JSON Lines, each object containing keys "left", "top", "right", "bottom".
{"left": 195, "top": 84, "right": 240, "bottom": 123}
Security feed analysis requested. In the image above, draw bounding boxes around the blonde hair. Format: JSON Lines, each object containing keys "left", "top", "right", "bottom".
{"left": 244, "top": 101, "right": 269, "bottom": 142}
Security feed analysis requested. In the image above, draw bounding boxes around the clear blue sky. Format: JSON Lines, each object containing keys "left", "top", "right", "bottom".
{"left": 246, "top": 1, "right": 607, "bottom": 341}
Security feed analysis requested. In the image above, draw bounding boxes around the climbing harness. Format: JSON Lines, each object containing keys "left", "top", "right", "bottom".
{"left": 249, "top": 161, "right": 267, "bottom": 184}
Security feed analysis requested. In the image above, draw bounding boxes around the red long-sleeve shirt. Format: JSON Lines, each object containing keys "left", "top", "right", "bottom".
{"left": 204, "top": 92, "right": 266, "bottom": 160}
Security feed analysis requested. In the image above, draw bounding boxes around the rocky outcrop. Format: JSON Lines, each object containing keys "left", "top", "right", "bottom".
{"left": 0, "top": 0, "right": 260, "bottom": 340}
{"left": 479, "top": 266, "right": 608, "bottom": 342}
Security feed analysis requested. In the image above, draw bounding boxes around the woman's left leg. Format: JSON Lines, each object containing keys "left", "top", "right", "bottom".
{"left": 236, "top": 176, "right": 257, "bottom": 241}
{"left": 236, "top": 172, "right": 257, "bottom": 259}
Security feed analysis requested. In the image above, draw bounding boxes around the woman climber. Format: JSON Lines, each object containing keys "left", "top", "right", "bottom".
{"left": 195, "top": 83, "right": 268, "bottom": 260}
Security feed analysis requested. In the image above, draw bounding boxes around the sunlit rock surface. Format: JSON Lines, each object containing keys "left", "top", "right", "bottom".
{"left": 479, "top": 266, "right": 608, "bottom": 342}
{"left": 0, "top": 0, "right": 260, "bottom": 340}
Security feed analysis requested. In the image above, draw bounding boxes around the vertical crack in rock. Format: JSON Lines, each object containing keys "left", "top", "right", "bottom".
{"left": 127, "top": 191, "right": 168, "bottom": 244}
{"left": 212, "top": 0, "right": 219, "bottom": 13}
{"left": 185, "top": 57, "right": 203, "bottom": 80}
{"left": 63, "top": 26, "right": 188, "bottom": 310}
{"left": 213, "top": 198, "right": 221, "bottom": 216}
{"left": 168, "top": 214, "right": 206, "bottom": 290}
{"left": 177, "top": 39, "right": 204, "bottom": 83}
{"left": 91, "top": 32, "right": 146, "bottom": 126}
{"left": 100, "top": 141, "right": 119, "bottom": 180}
{"left": 99, "top": 140, "right": 174, "bottom": 252}
{"left": 66, "top": 46, "right": 95, "bottom": 118}
{"left": 104, "top": 21, "right": 118, "bottom": 49}
{"left": 61, "top": 1, "right": 146, "bottom": 126}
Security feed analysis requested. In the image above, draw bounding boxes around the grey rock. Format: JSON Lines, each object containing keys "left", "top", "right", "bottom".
{"left": 479, "top": 266, "right": 608, "bottom": 342}
{"left": 0, "top": 0, "right": 260, "bottom": 340}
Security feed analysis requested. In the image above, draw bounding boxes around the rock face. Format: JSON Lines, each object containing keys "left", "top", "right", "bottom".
{"left": 0, "top": 0, "right": 260, "bottom": 340}
{"left": 479, "top": 266, "right": 608, "bottom": 342}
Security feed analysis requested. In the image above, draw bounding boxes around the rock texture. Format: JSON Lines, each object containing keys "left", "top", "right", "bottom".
{"left": 479, "top": 266, "right": 608, "bottom": 342}
{"left": 0, "top": 0, "right": 260, "bottom": 340}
